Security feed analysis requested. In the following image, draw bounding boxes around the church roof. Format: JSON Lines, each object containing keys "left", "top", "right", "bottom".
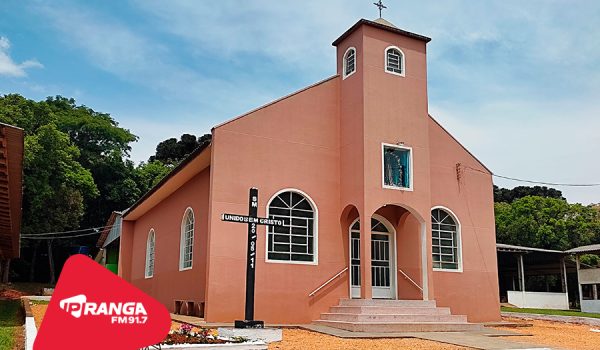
{"left": 332, "top": 18, "right": 431, "bottom": 46}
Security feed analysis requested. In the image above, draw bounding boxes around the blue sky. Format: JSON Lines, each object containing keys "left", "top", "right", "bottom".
{"left": 1, "top": 0, "right": 599, "bottom": 204}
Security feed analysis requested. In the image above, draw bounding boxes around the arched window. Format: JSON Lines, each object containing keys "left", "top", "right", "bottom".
{"left": 145, "top": 229, "right": 155, "bottom": 278}
{"left": 179, "top": 208, "right": 195, "bottom": 270}
{"left": 343, "top": 47, "right": 356, "bottom": 79}
{"left": 267, "top": 190, "right": 317, "bottom": 263}
{"left": 385, "top": 46, "right": 405, "bottom": 76}
{"left": 431, "top": 208, "right": 461, "bottom": 271}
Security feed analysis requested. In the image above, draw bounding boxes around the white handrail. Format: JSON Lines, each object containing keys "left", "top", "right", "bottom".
{"left": 309, "top": 267, "right": 348, "bottom": 297}
{"left": 398, "top": 268, "right": 423, "bottom": 293}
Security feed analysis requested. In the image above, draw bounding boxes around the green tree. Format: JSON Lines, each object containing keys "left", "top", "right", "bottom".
{"left": 495, "top": 196, "right": 600, "bottom": 251}
{"left": 23, "top": 124, "right": 99, "bottom": 283}
{"left": 150, "top": 133, "right": 211, "bottom": 164}
{"left": 135, "top": 160, "right": 172, "bottom": 196}
{"left": 494, "top": 185, "right": 564, "bottom": 203}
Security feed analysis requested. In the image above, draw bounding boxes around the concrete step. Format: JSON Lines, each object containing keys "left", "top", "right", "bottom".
{"left": 338, "top": 299, "right": 436, "bottom": 307}
{"left": 329, "top": 306, "right": 451, "bottom": 315}
{"left": 313, "top": 320, "right": 483, "bottom": 333}
{"left": 320, "top": 312, "right": 467, "bottom": 323}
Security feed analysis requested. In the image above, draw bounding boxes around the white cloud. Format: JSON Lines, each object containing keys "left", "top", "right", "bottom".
{"left": 0, "top": 36, "right": 43, "bottom": 77}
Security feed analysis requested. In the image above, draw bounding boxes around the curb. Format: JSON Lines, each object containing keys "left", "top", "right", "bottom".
{"left": 21, "top": 297, "right": 37, "bottom": 350}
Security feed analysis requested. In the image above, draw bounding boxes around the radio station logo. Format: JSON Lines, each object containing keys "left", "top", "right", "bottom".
{"left": 34, "top": 255, "right": 171, "bottom": 350}
{"left": 59, "top": 294, "right": 148, "bottom": 324}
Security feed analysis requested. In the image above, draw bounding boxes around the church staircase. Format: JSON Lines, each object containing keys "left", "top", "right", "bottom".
{"left": 313, "top": 299, "right": 483, "bottom": 332}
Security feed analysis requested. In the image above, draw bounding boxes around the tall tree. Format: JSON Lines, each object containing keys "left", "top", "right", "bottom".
{"left": 150, "top": 133, "right": 211, "bottom": 164}
{"left": 494, "top": 185, "right": 564, "bottom": 203}
{"left": 23, "top": 124, "right": 99, "bottom": 282}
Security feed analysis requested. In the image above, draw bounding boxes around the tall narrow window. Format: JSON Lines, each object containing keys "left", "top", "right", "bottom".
{"left": 179, "top": 208, "right": 194, "bottom": 270}
{"left": 267, "top": 190, "right": 317, "bottom": 263}
{"left": 343, "top": 47, "right": 356, "bottom": 79}
{"left": 145, "top": 229, "right": 155, "bottom": 278}
{"left": 431, "top": 208, "right": 461, "bottom": 270}
{"left": 382, "top": 143, "right": 412, "bottom": 189}
{"left": 385, "top": 46, "right": 404, "bottom": 76}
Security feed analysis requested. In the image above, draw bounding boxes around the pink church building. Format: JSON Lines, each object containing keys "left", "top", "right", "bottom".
{"left": 119, "top": 18, "right": 500, "bottom": 330}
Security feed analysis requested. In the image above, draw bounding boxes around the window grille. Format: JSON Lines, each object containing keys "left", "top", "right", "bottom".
{"left": 180, "top": 209, "right": 194, "bottom": 269}
{"left": 386, "top": 48, "right": 403, "bottom": 74}
{"left": 431, "top": 209, "right": 460, "bottom": 270}
{"left": 267, "top": 191, "right": 316, "bottom": 263}
{"left": 344, "top": 48, "right": 356, "bottom": 77}
{"left": 145, "top": 229, "right": 155, "bottom": 278}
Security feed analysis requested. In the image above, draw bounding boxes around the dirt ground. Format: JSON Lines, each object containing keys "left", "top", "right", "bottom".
{"left": 34, "top": 309, "right": 600, "bottom": 350}
{"left": 268, "top": 329, "right": 470, "bottom": 350}
{"left": 30, "top": 304, "right": 47, "bottom": 330}
{"left": 496, "top": 317, "right": 600, "bottom": 350}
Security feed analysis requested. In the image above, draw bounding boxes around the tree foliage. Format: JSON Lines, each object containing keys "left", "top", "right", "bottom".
{"left": 0, "top": 93, "right": 174, "bottom": 282}
{"left": 495, "top": 196, "right": 600, "bottom": 251}
{"left": 22, "top": 124, "right": 98, "bottom": 235}
{"left": 149, "top": 133, "right": 211, "bottom": 165}
{"left": 494, "top": 185, "right": 564, "bottom": 203}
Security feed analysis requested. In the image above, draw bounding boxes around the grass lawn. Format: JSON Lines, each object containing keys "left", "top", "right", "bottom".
{"left": 0, "top": 300, "right": 23, "bottom": 350}
{"left": 501, "top": 306, "right": 600, "bottom": 319}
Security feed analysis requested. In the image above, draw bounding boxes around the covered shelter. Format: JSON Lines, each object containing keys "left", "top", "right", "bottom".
{"left": 565, "top": 244, "right": 600, "bottom": 313}
{"left": 95, "top": 211, "right": 123, "bottom": 274}
{"left": 0, "top": 123, "right": 24, "bottom": 283}
{"left": 497, "top": 243, "right": 577, "bottom": 309}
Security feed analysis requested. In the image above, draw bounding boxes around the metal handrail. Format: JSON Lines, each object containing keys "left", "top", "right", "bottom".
{"left": 398, "top": 268, "right": 423, "bottom": 293}
{"left": 309, "top": 267, "right": 348, "bottom": 297}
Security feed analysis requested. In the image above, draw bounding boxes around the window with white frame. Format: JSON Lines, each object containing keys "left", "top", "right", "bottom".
{"left": 385, "top": 46, "right": 404, "bottom": 75}
{"left": 179, "top": 208, "right": 194, "bottom": 270}
{"left": 267, "top": 191, "right": 316, "bottom": 263}
{"left": 383, "top": 144, "right": 412, "bottom": 189}
{"left": 145, "top": 229, "right": 155, "bottom": 278}
{"left": 343, "top": 47, "right": 356, "bottom": 78}
{"left": 431, "top": 208, "right": 461, "bottom": 270}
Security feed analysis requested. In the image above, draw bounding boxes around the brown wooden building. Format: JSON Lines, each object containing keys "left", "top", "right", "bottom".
{"left": 0, "top": 122, "right": 24, "bottom": 283}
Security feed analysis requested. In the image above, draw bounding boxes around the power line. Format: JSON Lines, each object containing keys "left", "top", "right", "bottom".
{"left": 21, "top": 224, "right": 117, "bottom": 237}
{"left": 20, "top": 231, "right": 102, "bottom": 240}
{"left": 491, "top": 173, "right": 600, "bottom": 187}
{"left": 461, "top": 164, "right": 600, "bottom": 187}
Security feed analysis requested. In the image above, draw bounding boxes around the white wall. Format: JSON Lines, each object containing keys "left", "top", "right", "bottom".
{"left": 508, "top": 291, "right": 569, "bottom": 310}
{"left": 579, "top": 268, "right": 600, "bottom": 284}
{"left": 581, "top": 300, "right": 600, "bottom": 313}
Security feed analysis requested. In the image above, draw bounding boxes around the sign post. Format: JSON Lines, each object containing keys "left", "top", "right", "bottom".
{"left": 220, "top": 187, "right": 284, "bottom": 329}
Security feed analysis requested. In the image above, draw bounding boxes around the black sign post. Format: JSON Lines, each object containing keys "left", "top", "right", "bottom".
{"left": 220, "top": 187, "right": 284, "bottom": 329}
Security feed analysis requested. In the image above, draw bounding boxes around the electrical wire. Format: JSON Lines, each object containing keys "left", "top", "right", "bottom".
{"left": 20, "top": 224, "right": 117, "bottom": 237}
{"left": 20, "top": 231, "right": 103, "bottom": 240}
{"left": 461, "top": 164, "right": 600, "bottom": 187}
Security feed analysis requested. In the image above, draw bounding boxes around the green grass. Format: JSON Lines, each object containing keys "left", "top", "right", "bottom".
{"left": 502, "top": 306, "right": 600, "bottom": 319}
{"left": 0, "top": 300, "right": 23, "bottom": 350}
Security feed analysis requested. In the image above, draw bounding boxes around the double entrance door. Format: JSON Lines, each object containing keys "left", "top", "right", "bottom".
{"left": 350, "top": 217, "right": 396, "bottom": 299}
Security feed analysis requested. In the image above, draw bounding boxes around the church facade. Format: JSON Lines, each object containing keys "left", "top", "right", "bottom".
{"left": 119, "top": 18, "right": 500, "bottom": 324}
